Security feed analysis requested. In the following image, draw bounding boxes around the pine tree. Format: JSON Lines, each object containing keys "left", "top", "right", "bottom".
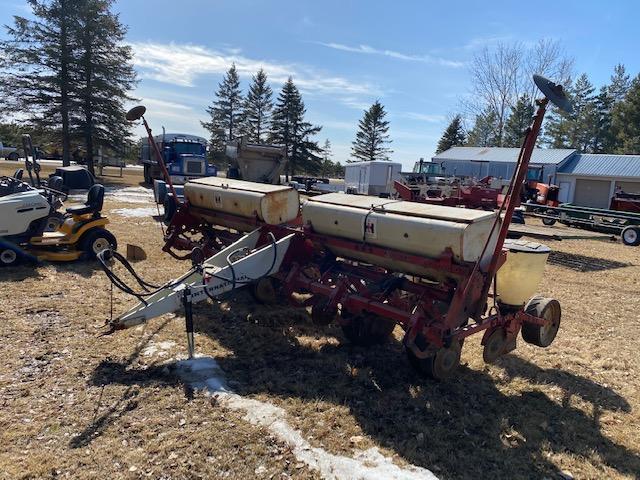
{"left": 608, "top": 64, "right": 631, "bottom": 103}
{"left": 269, "top": 77, "right": 322, "bottom": 176}
{"left": 351, "top": 101, "right": 392, "bottom": 161}
{"left": 502, "top": 95, "right": 534, "bottom": 147}
{"left": 466, "top": 109, "right": 499, "bottom": 147}
{"left": 612, "top": 74, "right": 640, "bottom": 154}
{"left": 321, "top": 138, "right": 333, "bottom": 176}
{"left": 0, "top": 0, "right": 80, "bottom": 165}
{"left": 202, "top": 64, "right": 243, "bottom": 153}
{"left": 436, "top": 115, "right": 465, "bottom": 153}
{"left": 242, "top": 68, "right": 272, "bottom": 143}
{"left": 568, "top": 73, "right": 597, "bottom": 151}
{"left": 73, "top": 0, "right": 136, "bottom": 174}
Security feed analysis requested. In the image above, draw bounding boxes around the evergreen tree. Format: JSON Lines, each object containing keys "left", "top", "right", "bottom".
{"left": 321, "top": 138, "right": 333, "bottom": 177}
{"left": 436, "top": 115, "right": 466, "bottom": 153}
{"left": 269, "top": 77, "right": 322, "bottom": 176}
{"left": 612, "top": 74, "right": 640, "bottom": 154}
{"left": 568, "top": 73, "right": 597, "bottom": 151}
{"left": 351, "top": 101, "right": 392, "bottom": 161}
{"left": 73, "top": 0, "right": 136, "bottom": 174}
{"left": 608, "top": 64, "right": 631, "bottom": 103}
{"left": 466, "top": 109, "right": 499, "bottom": 147}
{"left": 591, "top": 86, "right": 615, "bottom": 153}
{"left": 202, "top": 64, "right": 243, "bottom": 153}
{"left": 503, "top": 95, "right": 534, "bottom": 147}
{"left": 242, "top": 68, "right": 272, "bottom": 143}
{"left": 0, "top": 0, "right": 80, "bottom": 165}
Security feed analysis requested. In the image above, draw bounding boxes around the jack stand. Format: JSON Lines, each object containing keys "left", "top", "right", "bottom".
{"left": 183, "top": 287, "right": 195, "bottom": 359}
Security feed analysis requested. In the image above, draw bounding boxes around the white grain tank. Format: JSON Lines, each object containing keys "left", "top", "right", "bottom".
{"left": 496, "top": 239, "right": 550, "bottom": 306}
{"left": 302, "top": 193, "right": 500, "bottom": 279}
{"left": 184, "top": 177, "right": 299, "bottom": 228}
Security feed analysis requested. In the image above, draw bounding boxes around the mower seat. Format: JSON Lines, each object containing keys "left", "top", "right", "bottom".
{"left": 66, "top": 184, "right": 104, "bottom": 216}
{"left": 48, "top": 176, "right": 64, "bottom": 192}
{"left": 13, "top": 168, "right": 23, "bottom": 180}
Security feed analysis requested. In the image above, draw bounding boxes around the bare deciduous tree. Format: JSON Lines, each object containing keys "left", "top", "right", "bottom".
{"left": 466, "top": 39, "right": 573, "bottom": 146}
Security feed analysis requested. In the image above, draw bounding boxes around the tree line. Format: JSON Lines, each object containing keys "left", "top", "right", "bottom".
{"left": 0, "top": 0, "right": 136, "bottom": 173}
{"left": 437, "top": 40, "right": 640, "bottom": 156}
{"left": 202, "top": 65, "right": 347, "bottom": 177}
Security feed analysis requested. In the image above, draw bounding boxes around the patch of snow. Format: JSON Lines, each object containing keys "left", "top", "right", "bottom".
{"left": 176, "top": 357, "right": 438, "bottom": 480}
{"left": 142, "top": 340, "right": 176, "bottom": 357}
{"left": 111, "top": 207, "right": 161, "bottom": 218}
{"left": 68, "top": 186, "right": 155, "bottom": 204}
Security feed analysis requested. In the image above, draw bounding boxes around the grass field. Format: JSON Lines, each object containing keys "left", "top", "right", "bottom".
{"left": 1, "top": 162, "right": 639, "bottom": 479}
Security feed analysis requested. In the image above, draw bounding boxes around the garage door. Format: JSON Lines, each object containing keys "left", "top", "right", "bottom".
{"left": 615, "top": 181, "right": 640, "bottom": 195}
{"left": 573, "top": 179, "right": 611, "bottom": 208}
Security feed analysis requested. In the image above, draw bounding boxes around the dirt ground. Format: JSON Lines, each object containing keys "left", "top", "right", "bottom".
{"left": 1, "top": 163, "right": 639, "bottom": 479}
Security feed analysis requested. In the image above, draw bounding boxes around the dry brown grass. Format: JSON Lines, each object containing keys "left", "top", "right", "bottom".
{"left": 1, "top": 162, "right": 639, "bottom": 479}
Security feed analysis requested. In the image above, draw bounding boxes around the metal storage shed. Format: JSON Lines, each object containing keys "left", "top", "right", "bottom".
{"left": 556, "top": 154, "right": 640, "bottom": 208}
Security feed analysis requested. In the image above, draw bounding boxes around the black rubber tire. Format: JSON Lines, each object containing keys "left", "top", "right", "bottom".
{"left": 407, "top": 339, "right": 462, "bottom": 380}
{"left": 341, "top": 311, "right": 396, "bottom": 346}
{"left": 80, "top": 228, "right": 117, "bottom": 259}
{"left": 251, "top": 277, "right": 279, "bottom": 305}
{"left": 621, "top": 225, "right": 640, "bottom": 246}
{"left": 542, "top": 210, "right": 557, "bottom": 227}
{"left": 7, "top": 151, "right": 19, "bottom": 161}
{"left": 0, "top": 248, "right": 20, "bottom": 267}
{"left": 163, "top": 194, "right": 176, "bottom": 225}
{"left": 143, "top": 164, "right": 152, "bottom": 185}
{"left": 522, "top": 296, "right": 561, "bottom": 347}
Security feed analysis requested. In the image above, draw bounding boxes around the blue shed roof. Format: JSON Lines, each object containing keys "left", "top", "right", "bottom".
{"left": 558, "top": 154, "right": 640, "bottom": 178}
{"left": 433, "top": 147, "right": 576, "bottom": 165}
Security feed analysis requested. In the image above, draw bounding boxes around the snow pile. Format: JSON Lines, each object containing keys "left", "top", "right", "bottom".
{"left": 111, "top": 206, "right": 161, "bottom": 218}
{"left": 68, "top": 186, "right": 155, "bottom": 204}
{"left": 176, "top": 357, "right": 438, "bottom": 480}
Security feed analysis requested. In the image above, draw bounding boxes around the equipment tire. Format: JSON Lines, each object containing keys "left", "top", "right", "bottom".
{"left": 621, "top": 225, "right": 640, "bottom": 246}
{"left": 252, "top": 277, "right": 279, "bottom": 305}
{"left": 542, "top": 210, "right": 557, "bottom": 226}
{"left": 81, "top": 228, "right": 117, "bottom": 259}
{"left": 407, "top": 339, "right": 462, "bottom": 380}
{"left": 143, "top": 164, "right": 152, "bottom": 185}
{"left": 341, "top": 311, "right": 396, "bottom": 346}
{"left": 522, "top": 296, "right": 561, "bottom": 347}
{"left": 7, "top": 151, "right": 19, "bottom": 161}
{"left": 0, "top": 248, "right": 20, "bottom": 266}
{"left": 163, "top": 194, "right": 176, "bottom": 224}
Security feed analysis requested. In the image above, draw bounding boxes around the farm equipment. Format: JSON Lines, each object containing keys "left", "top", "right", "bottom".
{"left": 527, "top": 202, "right": 640, "bottom": 246}
{"left": 98, "top": 75, "right": 569, "bottom": 380}
{"left": 226, "top": 137, "right": 287, "bottom": 184}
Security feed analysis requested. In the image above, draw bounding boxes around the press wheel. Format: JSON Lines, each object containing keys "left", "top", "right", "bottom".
{"left": 483, "top": 328, "right": 506, "bottom": 364}
{"left": 522, "top": 296, "right": 561, "bottom": 347}
{"left": 252, "top": 277, "right": 279, "bottom": 305}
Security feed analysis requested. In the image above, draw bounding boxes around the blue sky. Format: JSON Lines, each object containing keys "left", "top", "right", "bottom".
{"left": 2, "top": 0, "right": 639, "bottom": 169}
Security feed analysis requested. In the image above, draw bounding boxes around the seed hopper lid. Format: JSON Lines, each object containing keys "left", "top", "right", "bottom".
{"left": 504, "top": 239, "right": 551, "bottom": 254}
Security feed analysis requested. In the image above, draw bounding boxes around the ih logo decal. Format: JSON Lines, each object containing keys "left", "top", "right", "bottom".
{"left": 364, "top": 218, "right": 377, "bottom": 239}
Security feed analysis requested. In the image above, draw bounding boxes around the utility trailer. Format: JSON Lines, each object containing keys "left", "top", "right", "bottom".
{"left": 98, "top": 75, "right": 570, "bottom": 380}
{"left": 525, "top": 202, "right": 640, "bottom": 246}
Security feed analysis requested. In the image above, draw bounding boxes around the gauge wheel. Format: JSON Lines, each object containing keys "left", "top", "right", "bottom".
{"left": 0, "top": 248, "right": 20, "bottom": 266}
{"left": 482, "top": 327, "right": 507, "bottom": 364}
{"left": 341, "top": 310, "right": 396, "bottom": 346}
{"left": 407, "top": 338, "right": 462, "bottom": 380}
{"left": 252, "top": 277, "right": 279, "bottom": 304}
{"left": 81, "top": 228, "right": 117, "bottom": 259}
{"left": 621, "top": 225, "right": 640, "bottom": 246}
{"left": 311, "top": 298, "right": 338, "bottom": 325}
{"left": 522, "top": 296, "right": 561, "bottom": 347}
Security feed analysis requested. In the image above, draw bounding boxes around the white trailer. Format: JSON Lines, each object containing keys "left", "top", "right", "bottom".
{"left": 344, "top": 160, "right": 402, "bottom": 196}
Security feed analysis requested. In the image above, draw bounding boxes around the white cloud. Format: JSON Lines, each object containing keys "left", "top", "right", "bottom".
{"left": 129, "top": 41, "right": 380, "bottom": 97}
{"left": 398, "top": 112, "right": 446, "bottom": 123}
{"left": 316, "top": 42, "right": 465, "bottom": 68}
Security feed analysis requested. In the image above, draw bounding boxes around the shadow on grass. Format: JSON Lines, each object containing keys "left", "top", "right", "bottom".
{"left": 70, "top": 318, "right": 172, "bottom": 449}
{"left": 548, "top": 250, "right": 632, "bottom": 272}
{"left": 84, "top": 294, "right": 638, "bottom": 479}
